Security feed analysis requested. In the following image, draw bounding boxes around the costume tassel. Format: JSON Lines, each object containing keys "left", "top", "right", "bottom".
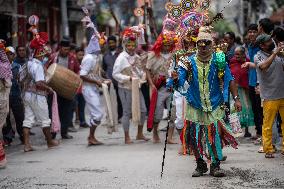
{"left": 214, "top": 121, "right": 223, "bottom": 160}
{"left": 195, "top": 123, "right": 201, "bottom": 157}
{"left": 182, "top": 121, "right": 187, "bottom": 155}
{"left": 208, "top": 124, "right": 213, "bottom": 145}
{"left": 198, "top": 127, "right": 204, "bottom": 157}
{"left": 218, "top": 121, "right": 238, "bottom": 149}
{"left": 205, "top": 126, "right": 216, "bottom": 163}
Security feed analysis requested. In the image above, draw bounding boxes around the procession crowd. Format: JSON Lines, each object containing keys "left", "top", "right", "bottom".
{"left": 0, "top": 14, "right": 283, "bottom": 178}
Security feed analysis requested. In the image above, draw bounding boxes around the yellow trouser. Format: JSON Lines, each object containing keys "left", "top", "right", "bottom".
{"left": 262, "top": 99, "right": 284, "bottom": 153}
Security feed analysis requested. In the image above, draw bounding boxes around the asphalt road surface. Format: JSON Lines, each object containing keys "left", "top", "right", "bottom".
{"left": 1, "top": 121, "right": 284, "bottom": 189}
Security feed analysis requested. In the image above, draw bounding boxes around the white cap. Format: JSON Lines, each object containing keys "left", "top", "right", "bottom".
{"left": 6, "top": 46, "right": 16, "bottom": 54}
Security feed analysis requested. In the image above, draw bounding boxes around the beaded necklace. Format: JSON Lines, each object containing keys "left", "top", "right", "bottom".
{"left": 196, "top": 56, "right": 214, "bottom": 112}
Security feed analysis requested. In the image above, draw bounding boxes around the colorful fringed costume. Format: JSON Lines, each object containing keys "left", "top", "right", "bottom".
{"left": 172, "top": 52, "right": 238, "bottom": 163}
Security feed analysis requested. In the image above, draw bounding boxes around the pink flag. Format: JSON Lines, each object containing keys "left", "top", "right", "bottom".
{"left": 51, "top": 91, "right": 61, "bottom": 133}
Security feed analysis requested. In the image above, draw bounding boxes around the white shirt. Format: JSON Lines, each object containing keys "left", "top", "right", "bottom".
{"left": 25, "top": 58, "right": 46, "bottom": 95}
{"left": 112, "top": 51, "right": 144, "bottom": 89}
{"left": 80, "top": 53, "right": 99, "bottom": 92}
{"left": 28, "top": 58, "right": 45, "bottom": 82}
{"left": 111, "top": 50, "right": 116, "bottom": 56}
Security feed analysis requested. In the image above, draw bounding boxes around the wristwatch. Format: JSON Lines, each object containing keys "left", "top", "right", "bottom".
{"left": 233, "top": 95, "right": 240, "bottom": 101}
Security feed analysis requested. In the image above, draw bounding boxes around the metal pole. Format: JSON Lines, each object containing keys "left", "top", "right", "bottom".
{"left": 60, "top": 0, "right": 69, "bottom": 38}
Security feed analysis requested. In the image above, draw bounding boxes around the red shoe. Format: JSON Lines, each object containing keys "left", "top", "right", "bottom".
{"left": 0, "top": 141, "right": 7, "bottom": 169}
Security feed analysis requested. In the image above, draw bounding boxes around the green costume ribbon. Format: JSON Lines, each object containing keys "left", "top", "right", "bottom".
{"left": 215, "top": 52, "right": 226, "bottom": 79}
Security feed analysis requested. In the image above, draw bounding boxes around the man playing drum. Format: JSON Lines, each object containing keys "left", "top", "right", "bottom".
{"left": 22, "top": 32, "right": 59, "bottom": 152}
{"left": 48, "top": 38, "right": 80, "bottom": 139}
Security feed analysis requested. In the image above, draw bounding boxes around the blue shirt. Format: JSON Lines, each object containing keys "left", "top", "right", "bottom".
{"left": 176, "top": 53, "right": 233, "bottom": 112}
{"left": 10, "top": 62, "right": 21, "bottom": 97}
{"left": 247, "top": 44, "right": 260, "bottom": 87}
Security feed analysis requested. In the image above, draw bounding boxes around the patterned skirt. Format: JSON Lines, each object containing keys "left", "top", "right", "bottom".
{"left": 230, "top": 87, "right": 254, "bottom": 128}
{"left": 182, "top": 104, "right": 238, "bottom": 163}
{"left": 0, "top": 81, "right": 10, "bottom": 129}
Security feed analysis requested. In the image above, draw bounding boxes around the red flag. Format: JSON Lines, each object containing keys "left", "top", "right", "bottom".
{"left": 147, "top": 88, "right": 158, "bottom": 132}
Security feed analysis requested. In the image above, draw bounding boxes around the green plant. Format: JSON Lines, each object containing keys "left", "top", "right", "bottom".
{"left": 212, "top": 19, "right": 233, "bottom": 34}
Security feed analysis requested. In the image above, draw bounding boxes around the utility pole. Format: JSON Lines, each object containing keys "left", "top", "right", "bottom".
{"left": 60, "top": 0, "right": 69, "bottom": 38}
{"left": 243, "top": 0, "right": 249, "bottom": 32}
{"left": 144, "top": 1, "right": 148, "bottom": 45}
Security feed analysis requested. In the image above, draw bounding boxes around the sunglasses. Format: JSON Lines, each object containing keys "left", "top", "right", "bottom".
{"left": 197, "top": 40, "right": 212, "bottom": 47}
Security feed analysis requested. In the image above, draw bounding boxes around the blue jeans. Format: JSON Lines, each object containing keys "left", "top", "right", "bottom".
{"left": 76, "top": 94, "right": 86, "bottom": 125}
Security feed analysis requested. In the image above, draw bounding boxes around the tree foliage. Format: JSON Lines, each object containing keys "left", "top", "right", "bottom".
{"left": 212, "top": 19, "right": 233, "bottom": 35}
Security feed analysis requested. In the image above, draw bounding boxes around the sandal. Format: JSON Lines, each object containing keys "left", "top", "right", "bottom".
{"left": 254, "top": 138, "right": 262, "bottom": 145}
{"left": 265, "top": 153, "right": 275, "bottom": 158}
{"left": 272, "top": 145, "right": 278, "bottom": 153}
{"left": 258, "top": 146, "right": 264, "bottom": 153}
{"left": 24, "top": 147, "right": 35, "bottom": 152}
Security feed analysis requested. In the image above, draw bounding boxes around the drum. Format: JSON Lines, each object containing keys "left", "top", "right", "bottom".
{"left": 46, "top": 63, "right": 82, "bottom": 100}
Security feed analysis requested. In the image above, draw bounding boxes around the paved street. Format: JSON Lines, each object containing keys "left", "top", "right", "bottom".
{"left": 1, "top": 122, "right": 284, "bottom": 189}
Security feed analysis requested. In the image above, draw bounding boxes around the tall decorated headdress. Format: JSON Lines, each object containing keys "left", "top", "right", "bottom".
{"left": 164, "top": 0, "right": 225, "bottom": 49}
{"left": 151, "top": 15, "right": 179, "bottom": 56}
{"left": 151, "top": 31, "right": 178, "bottom": 56}
{"left": 81, "top": 7, "right": 101, "bottom": 54}
{"left": 121, "top": 24, "right": 145, "bottom": 45}
{"left": 28, "top": 15, "right": 51, "bottom": 59}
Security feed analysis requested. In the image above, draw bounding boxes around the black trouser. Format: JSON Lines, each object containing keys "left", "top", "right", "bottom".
{"left": 141, "top": 83, "right": 150, "bottom": 114}
{"left": 69, "top": 99, "right": 76, "bottom": 128}
{"left": 47, "top": 94, "right": 56, "bottom": 138}
{"left": 277, "top": 113, "right": 282, "bottom": 135}
{"left": 3, "top": 96, "right": 24, "bottom": 142}
{"left": 114, "top": 85, "right": 123, "bottom": 120}
{"left": 76, "top": 93, "right": 86, "bottom": 125}
{"left": 249, "top": 86, "right": 263, "bottom": 136}
{"left": 57, "top": 96, "right": 74, "bottom": 136}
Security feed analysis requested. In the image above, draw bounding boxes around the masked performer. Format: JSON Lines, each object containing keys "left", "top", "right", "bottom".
{"left": 22, "top": 24, "right": 59, "bottom": 152}
{"left": 146, "top": 32, "right": 177, "bottom": 143}
{"left": 173, "top": 26, "right": 241, "bottom": 177}
{"left": 112, "top": 26, "right": 149, "bottom": 144}
{"left": 168, "top": 29, "right": 198, "bottom": 153}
